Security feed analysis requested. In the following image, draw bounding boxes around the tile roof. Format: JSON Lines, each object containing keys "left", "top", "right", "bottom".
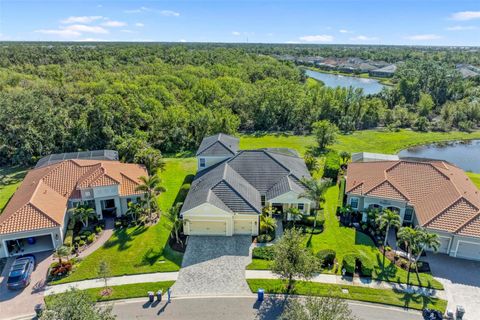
{"left": 196, "top": 133, "right": 239, "bottom": 156}
{"left": 0, "top": 160, "right": 147, "bottom": 235}
{"left": 346, "top": 160, "right": 480, "bottom": 237}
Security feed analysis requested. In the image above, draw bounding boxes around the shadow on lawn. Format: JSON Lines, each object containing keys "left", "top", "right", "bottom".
{"left": 102, "top": 225, "right": 149, "bottom": 251}
{"left": 396, "top": 289, "right": 439, "bottom": 310}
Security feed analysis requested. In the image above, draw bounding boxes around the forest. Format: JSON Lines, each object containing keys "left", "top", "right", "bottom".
{"left": 0, "top": 43, "right": 479, "bottom": 166}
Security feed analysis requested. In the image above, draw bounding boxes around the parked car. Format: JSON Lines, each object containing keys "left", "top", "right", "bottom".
{"left": 422, "top": 308, "right": 443, "bottom": 320}
{"left": 6, "top": 255, "right": 36, "bottom": 290}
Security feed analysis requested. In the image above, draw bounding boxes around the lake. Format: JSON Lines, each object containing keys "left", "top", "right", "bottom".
{"left": 305, "top": 69, "right": 385, "bottom": 95}
{"left": 398, "top": 140, "right": 480, "bottom": 173}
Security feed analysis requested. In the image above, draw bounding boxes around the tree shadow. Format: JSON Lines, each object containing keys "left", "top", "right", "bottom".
{"left": 396, "top": 288, "right": 439, "bottom": 310}
{"left": 255, "top": 295, "right": 289, "bottom": 320}
{"left": 373, "top": 254, "right": 400, "bottom": 283}
{"left": 137, "top": 247, "right": 164, "bottom": 267}
{"left": 102, "top": 225, "right": 148, "bottom": 251}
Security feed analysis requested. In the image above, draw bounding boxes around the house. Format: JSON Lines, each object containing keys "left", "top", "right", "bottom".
{"left": 345, "top": 159, "right": 480, "bottom": 261}
{"left": 369, "top": 64, "right": 397, "bottom": 78}
{"left": 0, "top": 156, "right": 147, "bottom": 258}
{"left": 181, "top": 134, "right": 313, "bottom": 236}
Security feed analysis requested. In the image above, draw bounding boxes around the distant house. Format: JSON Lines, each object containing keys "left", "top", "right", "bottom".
{"left": 345, "top": 159, "right": 480, "bottom": 261}
{"left": 0, "top": 155, "right": 147, "bottom": 258}
{"left": 181, "top": 134, "right": 313, "bottom": 236}
{"left": 369, "top": 64, "right": 397, "bottom": 78}
{"left": 456, "top": 64, "right": 480, "bottom": 78}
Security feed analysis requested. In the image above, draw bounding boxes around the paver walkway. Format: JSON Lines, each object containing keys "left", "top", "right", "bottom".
{"left": 246, "top": 270, "right": 446, "bottom": 299}
{"left": 77, "top": 217, "right": 114, "bottom": 258}
{"left": 171, "top": 235, "right": 252, "bottom": 296}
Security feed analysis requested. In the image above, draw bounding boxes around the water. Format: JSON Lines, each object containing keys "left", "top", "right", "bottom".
{"left": 305, "top": 69, "right": 385, "bottom": 95}
{"left": 398, "top": 140, "right": 480, "bottom": 173}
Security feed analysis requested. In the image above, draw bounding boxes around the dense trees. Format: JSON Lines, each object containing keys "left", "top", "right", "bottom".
{"left": 0, "top": 43, "right": 478, "bottom": 166}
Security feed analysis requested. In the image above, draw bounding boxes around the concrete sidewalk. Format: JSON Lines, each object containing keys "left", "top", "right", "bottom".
{"left": 44, "top": 271, "right": 179, "bottom": 295}
{"left": 246, "top": 270, "right": 446, "bottom": 299}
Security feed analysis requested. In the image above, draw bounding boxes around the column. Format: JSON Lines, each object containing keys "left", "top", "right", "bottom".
{"left": 94, "top": 198, "right": 103, "bottom": 219}
{"left": 114, "top": 197, "right": 121, "bottom": 217}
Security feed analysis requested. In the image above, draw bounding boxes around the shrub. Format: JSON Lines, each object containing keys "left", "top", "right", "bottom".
{"left": 257, "top": 234, "right": 273, "bottom": 243}
{"left": 176, "top": 183, "right": 191, "bottom": 204}
{"left": 252, "top": 246, "right": 275, "bottom": 260}
{"left": 81, "top": 230, "right": 92, "bottom": 237}
{"left": 114, "top": 221, "right": 122, "bottom": 228}
{"left": 357, "top": 255, "right": 374, "bottom": 277}
{"left": 301, "top": 215, "right": 316, "bottom": 226}
{"left": 86, "top": 234, "right": 95, "bottom": 244}
{"left": 67, "top": 218, "right": 75, "bottom": 231}
{"left": 323, "top": 151, "right": 341, "bottom": 181}
{"left": 95, "top": 226, "right": 102, "bottom": 234}
{"left": 80, "top": 235, "right": 87, "bottom": 240}
{"left": 64, "top": 230, "right": 73, "bottom": 247}
{"left": 73, "top": 236, "right": 81, "bottom": 243}
{"left": 317, "top": 249, "right": 336, "bottom": 267}
{"left": 342, "top": 254, "right": 356, "bottom": 274}
{"left": 78, "top": 240, "right": 86, "bottom": 246}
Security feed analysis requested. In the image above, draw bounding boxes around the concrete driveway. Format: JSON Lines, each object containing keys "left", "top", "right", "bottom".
{"left": 0, "top": 252, "right": 52, "bottom": 320}
{"left": 425, "top": 253, "right": 480, "bottom": 320}
{"left": 172, "top": 236, "right": 252, "bottom": 296}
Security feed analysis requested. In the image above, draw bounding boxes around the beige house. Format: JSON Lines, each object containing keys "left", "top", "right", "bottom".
{"left": 0, "top": 157, "right": 147, "bottom": 258}
{"left": 345, "top": 159, "right": 480, "bottom": 261}
{"left": 181, "top": 134, "right": 314, "bottom": 236}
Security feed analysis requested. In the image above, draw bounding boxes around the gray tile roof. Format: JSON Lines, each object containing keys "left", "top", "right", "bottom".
{"left": 196, "top": 133, "right": 239, "bottom": 156}
{"left": 181, "top": 148, "right": 311, "bottom": 215}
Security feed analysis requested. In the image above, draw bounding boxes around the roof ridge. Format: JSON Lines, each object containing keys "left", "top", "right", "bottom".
{"left": 217, "top": 179, "right": 260, "bottom": 213}
{"left": 261, "top": 150, "right": 292, "bottom": 175}
{"left": 346, "top": 181, "right": 363, "bottom": 194}
{"left": 27, "top": 202, "right": 61, "bottom": 226}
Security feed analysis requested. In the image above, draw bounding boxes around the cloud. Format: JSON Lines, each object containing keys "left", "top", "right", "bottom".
{"left": 76, "top": 38, "right": 108, "bottom": 42}
{"left": 285, "top": 41, "right": 300, "bottom": 44}
{"left": 35, "top": 24, "right": 109, "bottom": 38}
{"left": 232, "top": 31, "right": 241, "bottom": 36}
{"left": 35, "top": 29, "right": 82, "bottom": 37}
{"left": 339, "top": 29, "right": 350, "bottom": 33}
{"left": 124, "top": 7, "right": 180, "bottom": 16}
{"left": 299, "top": 34, "right": 334, "bottom": 42}
{"left": 101, "top": 20, "right": 127, "bottom": 27}
{"left": 404, "top": 34, "right": 442, "bottom": 41}
{"left": 61, "top": 16, "right": 103, "bottom": 24}
{"left": 450, "top": 11, "right": 480, "bottom": 21}
{"left": 135, "top": 22, "right": 145, "bottom": 27}
{"left": 179, "top": 39, "right": 187, "bottom": 42}
{"left": 120, "top": 30, "right": 134, "bottom": 33}
{"left": 350, "top": 35, "right": 379, "bottom": 41}
{"left": 446, "top": 25, "right": 477, "bottom": 31}
{"left": 124, "top": 6, "right": 149, "bottom": 14}
{"left": 160, "top": 10, "right": 180, "bottom": 17}
{"left": 65, "top": 24, "right": 109, "bottom": 34}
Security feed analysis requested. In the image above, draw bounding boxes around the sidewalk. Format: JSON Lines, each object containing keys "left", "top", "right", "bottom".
{"left": 44, "top": 271, "right": 179, "bottom": 295}
{"left": 245, "top": 270, "right": 446, "bottom": 299}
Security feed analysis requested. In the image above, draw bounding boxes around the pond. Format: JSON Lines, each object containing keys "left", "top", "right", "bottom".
{"left": 304, "top": 69, "right": 385, "bottom": 95}
{"left": 398, "top": 140, "right": 480, "bottom": 173}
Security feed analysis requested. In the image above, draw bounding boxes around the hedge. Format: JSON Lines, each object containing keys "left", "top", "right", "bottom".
{"left": 358, "top": 255, "right": 374, "bottom": 277}
{"left": 342, "top": 254, "right": 356, "bottom": 274}
{"left": 63, "top": 230, "right": 73, "bottom": 247}
{"left": 323, "top": 151, "right": 340, "bottom": 181}
{"left": 252, "top": 246, "right": 275, "bottom": 260}
{"left": 317, "top": 249, "right": 336, "bottom": 267}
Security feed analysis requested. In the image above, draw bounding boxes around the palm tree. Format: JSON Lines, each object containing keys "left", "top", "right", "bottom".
{"left": 287, "top": 207, "right": 302, "bottom": 226}
{"left": 69, "top": 205, "right": 96, "bottom": 228}
{"left": 339, "top": 151, "right": 351, "bottom": 166}
{"left": 338, "top": 205, "right": 353, "bottom": 225}
{"left": 299, "top": 178, "right": 332, "bottom": 228}
{"left": 376, "top": 209, "right": 401, "bottom": 248}
{"left": 397, "top": 226, "right": 418, "bottom": 284}
{"left": 135, "top": 175, "right": 166, "bottom": 223}
{"left": 413, "top": 227, "right": 440, "bottom": 270}
{"left": 55, "top": 245, "right": 71, "bottom": 264}
{"left": 126, "top": 201, "right": 144, "bottom": 223}
{"left": 260, "top": 214, "right": 276, "bottom": 235}
{"left": 169, "top": 203, "right": 183, "bottom": 244}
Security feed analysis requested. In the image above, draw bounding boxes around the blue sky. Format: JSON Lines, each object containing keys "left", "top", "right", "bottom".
{"left": 1, "top": 0, "right": 479, "bottom": 46}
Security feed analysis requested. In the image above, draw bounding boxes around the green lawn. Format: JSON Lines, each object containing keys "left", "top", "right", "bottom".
{"left": 51, "top": 158, "right": 196, "bottom": 284}
{"left": 248, "top": 185, "right": 443, "bottom": 289}
{"left": 0, "top": 166, "right": 28, "bottom": 213}
{"left": 45, "top": 281, "right": 175, "bottom": 304}
{"left": 466, "top": 172, "right": 480, "bottom": 189}
{"left": 247, "top": 279, "right": 447, "bottom": 312}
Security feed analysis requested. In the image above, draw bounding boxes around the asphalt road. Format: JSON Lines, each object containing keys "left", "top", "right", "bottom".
{"left": 110, "top": 295, "right": 424, "bottom": 320}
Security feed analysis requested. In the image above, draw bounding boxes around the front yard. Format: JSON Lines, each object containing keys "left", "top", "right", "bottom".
{"left": 0, "top": 166, "right": 27, "bottom": 212}
{"left": 248, "top": 185, "right": 443, "bottom": 290}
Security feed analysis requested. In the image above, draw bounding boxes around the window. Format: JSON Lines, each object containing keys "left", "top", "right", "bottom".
{"left": 368, "top": 204, "right": 382, "bottom": 210}
{"left": 404, "top": 207, "right": 414, "bottom": 221}
{"left": 199, "top": 158, "right": 206, "bottom": 168}
{"left": 297, "top": 203, "right": 305, "bottom": 211}
{"left": 261, "top": 195, "right": 266, "bottom": 206}
{"left": 350, "top": 197, "right": 359, "bottom": 209}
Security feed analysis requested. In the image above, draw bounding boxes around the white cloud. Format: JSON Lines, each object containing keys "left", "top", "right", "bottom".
{"left": 160, "top": 10, "right": 180, "bottom": 17}
{"left": 404, "top": 34, "right": 442, "bottom": 41}
{"left": 299, "top": 34, "right": 334, "bottom": 42}
{"left": 446, "top": 25, "right": 477, "bottom": 31}
{"left": 285, "top": 41, "right": 300, "bottom": 44}
{"left": 101, "top": 20, "right": 127, "bottom": 27}
{"left": 35, "top": 24, "right": 109, "bottom": 38}
{"left": 61, "top": 16, "right": 103, "bottom": 24}
{"left": 124, "top": 7, "right": 149, "bottom": 14}
{"left": 120, "top": 30, "right": 134, "bottom": 33}
{"left": 339, "top": 29, "right": 350, "bottom": 33}
{"left": 35, "top": 29, "right": 82, "bottom": 37}
{"left": 179, "top": 39, "right": 187, "bottom": 42}
{"left": 232, "top": 31, "right": 241, "bottom": 36}
{"left": 450, "top": 11, "right": 480, "bottom": 21}
{"left": 124, "top": 7, "right": 180, "bottom": 16}
{"left": 65, "top": 24, "right": 109, "bottom": 34}
{"left": 350, "top": 35, "right": 379, "bottom": 41}
{"left": 76, "top": 38, "right": 108, "bottom": 42}
{"left": 135, "top": 22, "right": 145, "bottom": 27}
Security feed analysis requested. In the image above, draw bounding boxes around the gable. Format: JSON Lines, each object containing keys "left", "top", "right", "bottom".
{"left": 365, "top": 180, "right": 409, "bottom": 202}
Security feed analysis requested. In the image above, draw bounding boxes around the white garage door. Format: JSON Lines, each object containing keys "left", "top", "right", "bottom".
{"left": 234, "top": 220, "right": 252, "bottom": 235}
{"left": 189, "top": 221, "right": 226, "bottom": 236}
{"left": 456, "top": 241, "right": 480, "bottom": 261}
{"left": 437, "top": 236, "right": 451, "bottom": 254}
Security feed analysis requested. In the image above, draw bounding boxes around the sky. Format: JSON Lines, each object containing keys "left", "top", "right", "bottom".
{"left": 0, "top": 0, "right": 479, "bottom": 46}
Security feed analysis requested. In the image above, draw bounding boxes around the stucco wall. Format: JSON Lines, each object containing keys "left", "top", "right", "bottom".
{"left": 346, "top": 193, "right": 407, "bottom": 222}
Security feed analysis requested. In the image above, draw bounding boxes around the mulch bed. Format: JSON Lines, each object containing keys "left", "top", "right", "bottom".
{"left": 169, "top": 234, "right": 188, "bottom": 253}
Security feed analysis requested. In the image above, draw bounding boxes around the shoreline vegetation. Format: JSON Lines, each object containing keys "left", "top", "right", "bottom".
{"left": 302, "top": 66, "right": 395, "bottom": 86}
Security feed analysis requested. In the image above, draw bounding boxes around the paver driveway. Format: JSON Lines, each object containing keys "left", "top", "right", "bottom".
{"left": 172, "top": 236, "right": 252, "bottom": 296}
{"left": 425, "top": 253, "right": 480, "bottom": 320}
{"left": 0, "top": 252, "right": 52, "bottom": 320}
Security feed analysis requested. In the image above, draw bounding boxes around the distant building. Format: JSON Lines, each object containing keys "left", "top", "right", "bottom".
{"left": 369, "top": 64, "right": 397, "bottom": 78}
{"left": 456, "top": 64, "right": 480, "bottom": 79}
{"left": 351, "top": 152, "right": 399, "bottom": 162}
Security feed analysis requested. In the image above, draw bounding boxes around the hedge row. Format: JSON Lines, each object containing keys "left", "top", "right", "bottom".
{"left": 323, "top": 151, "right": 340, "bottom": 181}
{"left": 341, "top": 253, "right": 374, "bottom": 277}
{"left": 252, "top": 246, "right": 275, "bottom": 260}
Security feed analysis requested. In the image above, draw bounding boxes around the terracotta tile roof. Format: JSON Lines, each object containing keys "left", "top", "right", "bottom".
{"left": 346, "top": 160, "right": 480, "bottom": 237}
{"left": 0, "top": 160, "right": 147, "bottom": 235}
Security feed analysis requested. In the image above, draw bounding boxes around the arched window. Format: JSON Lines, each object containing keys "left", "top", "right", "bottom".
{"left": 368, "top": 204, "right": 383, "bottom": 211}
{"left": 386, "top": 206, "right": 400, "bottom": 214}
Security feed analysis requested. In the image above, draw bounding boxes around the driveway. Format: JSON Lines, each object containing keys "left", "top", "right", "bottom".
{"left": 0, "top": 251, "right": 52, "bottom": 320}
{"left": 424, "top": 253, "right": 480, "bottom": 320}
{"left": 171, "top": 236, "right": 252, "bottom": 296}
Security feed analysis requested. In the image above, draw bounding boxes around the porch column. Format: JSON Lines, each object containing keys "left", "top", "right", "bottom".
{"left": 94, "top": 199, "right": 103, "bottom": 219}
{"left": 114, "top": 197, "right": 121, "bottom": 217}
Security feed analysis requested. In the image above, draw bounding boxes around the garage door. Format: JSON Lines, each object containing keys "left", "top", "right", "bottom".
{"left": 234, "top": 220, "right": 252, "bottom": 235}
{"left": 437, "top": 236, "right": 451, "bottom": 254}
{"left": 456, "top": 241, "right": 480, "bottom": 261}
{"left": 189, "top": 221, "right": 226, "bottom": 236}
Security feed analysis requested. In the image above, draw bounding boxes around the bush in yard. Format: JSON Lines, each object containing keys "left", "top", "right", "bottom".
{"left": 95, "top": 225, "right": 102, "bottom": 234}
{"left": 64, "top": 230, "right": 73, "bottom": 247}
{"left": 301, "top": 215, "right": 316, "bottom": 226}
{"left": 67, "top": 218, "right": 75, "bottom": 231}
{"left": 257, "top": 234, "right": 273, "bottom": 243}
{"left": 74, "top": 236, "right": 81, "bottom": 243}
{"left": 78, "top": 240, "right": 86, "bottom": 246}
{"left": 86, "top": 234, "right": 95, "bottom": 244}
{"left": 323, "top": 151, "right": 341, "bottom": 181}
{"left": 317, "top": 249, "right": 336, "bottom": 267}
{"left": 176, "top": 183, "right": 191, "bottom": 204}
{"left": 82, "top": 230, "right": 92, "bottom": 237}
{"left": 357, "top": 255, "right": 374, "bottom": 277}
{"left": 342, "top": 254, "right": 356, "bottom": 275}
{"left": 252, "top": 246, "right": 275, "bottom": 260}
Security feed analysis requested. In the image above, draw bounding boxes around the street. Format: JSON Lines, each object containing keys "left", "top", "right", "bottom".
{"left": 110, "top": 295, "right": 423, "bottom": 320}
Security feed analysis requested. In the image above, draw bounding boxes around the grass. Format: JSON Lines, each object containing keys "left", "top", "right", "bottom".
{"left": 248, "top": 185, "right": 443, "bottom": 290}
{"left": 0, "top": 166, "right": 28, "bottom": 213}
{"left": 466, "top": 172, "right": 480, "bottom": 189}
{"left": 45, "top": 281, "right": 175, "bottom": 304}
{"left": 247, "top": 279, "right": 447, "bottom": 312}
{"left": 51, "top": 158, "right": 196, "bottom": 284}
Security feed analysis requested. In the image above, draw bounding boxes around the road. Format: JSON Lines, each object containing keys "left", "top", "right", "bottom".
{"left": 110, "top": 295, "right": 423, "bottom": 320}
